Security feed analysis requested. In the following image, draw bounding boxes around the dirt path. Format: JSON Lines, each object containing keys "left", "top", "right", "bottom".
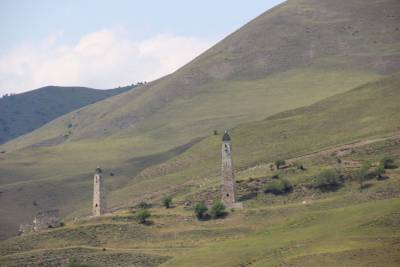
{"left": 286, "top": 133, "right": 400, "bottom": 165}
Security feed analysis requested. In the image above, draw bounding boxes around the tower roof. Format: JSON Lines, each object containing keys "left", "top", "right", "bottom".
{"left": 95, "top": 166, "right": 102, "bottom": 174}
{"left": 222, "top": 131, "right": 231, "bottom": 141}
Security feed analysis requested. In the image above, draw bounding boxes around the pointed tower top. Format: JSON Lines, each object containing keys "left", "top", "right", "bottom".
{"left": 222, "top": 130, "right": 231, "bottom": 142}
{"left": 95, "top": 166, "right": 102, "bottom": 174}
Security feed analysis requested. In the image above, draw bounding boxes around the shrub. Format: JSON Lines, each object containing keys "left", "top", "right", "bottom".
{"left": 194, "top": 201, "right": 208, "bottom": 219}
{"left": 353, "top": 162, "right": 370, "bottom": 190}
{"left": 137, "top": 201, "right": 151, "bottom": 209}
{"left": 264, "top": 179, "right": 293, "bottom": 195}
{"left": 135, "top": 208, "right": 151, "bottom": 224}
{"left": 162, "top": 195, "right": 173, "bottom": 208}
{"left": 271, "top": 172, "right": 280, "bottom": 179}
{"left": 209, "top": 201, "right": 226, "bottom": 219}
{"left": 313, "top": 169, "right": 340, "bottom": 190}
{"left": 373, "top": 164, "right": 385, "bottom": 177}
{"left": 296, "top": 162, "right": 306, "bottom": 171}
{"left": 381, "top": 156, "right": 397, "bottom": 169}
{"left": 275, "top": 159, "right": 286, "bottom": 169}
{"left": 213, "top": 130, "right": 219, "bottom": 135}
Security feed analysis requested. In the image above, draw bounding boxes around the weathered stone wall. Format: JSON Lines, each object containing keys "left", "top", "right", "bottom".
{"left": 18, "top": 223, "right": 33, "bottom": 235}
{"left": 33, "top": 209, "right": 61, "bottom": 231}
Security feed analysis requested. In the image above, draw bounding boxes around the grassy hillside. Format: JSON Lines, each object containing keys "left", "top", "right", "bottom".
{"left": 0, "top": 0, "right": 399, "bottom": 241}
{"left": 3, "top": 0, "right": 400, "bottom": 151}
{"left": 108, "top": 73, "right": 400, "bottom": 208}
{"left": 0, "top": 85, "right": 132, "bottom": 144}
{"left": 1, "top": 132, "right": 399, "bottom": 266}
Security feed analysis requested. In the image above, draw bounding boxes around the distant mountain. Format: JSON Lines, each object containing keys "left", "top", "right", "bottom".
{"left": 4, "top": 0, "right": 399, "bottom": 151}
{"left": 0, "top": 85, "right": 132, "bottom": 144}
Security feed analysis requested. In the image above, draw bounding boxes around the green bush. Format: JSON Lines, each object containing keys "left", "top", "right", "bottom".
{"left": 381, "top": 156, "right": 397, "bottom": 169}
{"left": 264, "top": 179, "right": 293, "bottom": 195}
{"left": 275, "top": 159, "right": 286, "bottom": 169}
{"left": 353, "top": 162, "right": 370, "bottom": 189}
{"left": 135, "top": 208, "right": 151, "bottom": 224}
{"left": 373, "top": 164, "right": 385, "bottom": 177}
{"left": 313, "top": 169, "right": 340, "bottom": 190}
{"left": 271, "top": 172, "right": 280, "bottom": 179}
{"left": 162, "top": 195, "right": 173, "bottom": 208}
{"left": 137, "top": 201, "right": 151, "bottom": 209}
{"left": 296, "top": 162, "right": 306, "bottom": 171}
{"left": 209, "top": 201, "right": 226, "bottom": 219}
{"left": 194, "top": 201, "right": 208, "bottom": 219}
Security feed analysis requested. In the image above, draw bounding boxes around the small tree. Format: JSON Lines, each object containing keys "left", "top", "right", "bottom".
{"left": 354, "top": 162, "right": 370, "bottom": 190}
{"left": 137, "top": 201, "right": 151, "bottom": 209}
{"left": 264, "top": 179, "right": 293, "bottom": 195}
{"left": 275, "top": 159, "right": 286, "bottom": 169}
{"left": 162, "top": 195, "right": 173, "bottom": 208}
{"left": 296, "top": 162, "right": 306, "bottom": 171}
{"left": 374, "top": 164, "right": 386, "bottom": 180}
{"left": 194, "top": 201, "right": 208, "bottom": 219}
{"left": 209, "top": 201, "right": 226, "bottom": 219}
{"left": 381, "top": 156, "right": 397, "bottom": 169}
{"left": 135, "top": 208, "right": 151, "bottom": 224}
{"left": 313, "top": 169, "right": 340, "bottom": 191}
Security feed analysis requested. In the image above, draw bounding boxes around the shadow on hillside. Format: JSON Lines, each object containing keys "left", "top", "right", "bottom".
{"left": 238, "top": 192, "right": 258, "bottom": 202}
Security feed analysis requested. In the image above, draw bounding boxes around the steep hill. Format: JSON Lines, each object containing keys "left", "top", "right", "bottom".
{"left": 0, "top": 85, "right": 132, "bottom": 144}
{"left": 1, "top": 74, "right": 400, "bottom": 266}
{"left": 0, "top": 0, "right": 399, "bottom": 240}
{"left": 4, "top": 0, "right": 400, "bottom": 151}
{"left": 122, "top": 73, "right": 400, "bottom": 203}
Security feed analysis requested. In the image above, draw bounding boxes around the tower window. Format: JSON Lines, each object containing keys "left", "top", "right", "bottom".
{"left": 95, "top": 204, "right": 98, "bottom": 207}
{"left": 226, "top": 194, "right": 229, "bottom": 197}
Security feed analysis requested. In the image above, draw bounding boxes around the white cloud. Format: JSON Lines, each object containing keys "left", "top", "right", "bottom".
{"left": 0, "top": 29, "right": 216, "bottom": 94}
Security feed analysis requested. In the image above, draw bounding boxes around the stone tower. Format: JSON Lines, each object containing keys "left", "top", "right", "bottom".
{"left": 221, "top": 130, "right": 236, "bottom": 208}
{"left": 93, "top": 166, "right": 106, "bottom": 216}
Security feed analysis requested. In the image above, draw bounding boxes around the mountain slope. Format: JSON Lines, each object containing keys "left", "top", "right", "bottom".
{"left": 1, "top": 74, "right": 400, "bottom": 267}
{"left": 125, "top": 73, "right": 400, "bottom": 199}
{"left": 4, "top": 0, "right": 400, "bottom": 151}
{"left": 0, "top": 85, "right": 132, "bottom": 144}
{"left": 0, "top": 0, "right": 400, "bottom": 240}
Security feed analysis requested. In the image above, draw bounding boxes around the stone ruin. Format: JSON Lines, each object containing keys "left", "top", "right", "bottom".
{"left": 33, "top": 209, "right": 61, "bottom": 231}
{"left": 19, "top": 209, "right": 61, "bottom": 235}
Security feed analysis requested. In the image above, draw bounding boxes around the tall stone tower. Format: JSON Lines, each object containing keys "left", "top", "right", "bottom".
{"left": 93, "top": 166, "right": 106, "bottom": 216}
{"left": 221, "top": 130, "right": 236, "bottom": 208}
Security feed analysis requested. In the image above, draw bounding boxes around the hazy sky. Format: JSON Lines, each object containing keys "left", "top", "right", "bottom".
{"left": 0, "top": 0, "right": 284, "bottom": 94}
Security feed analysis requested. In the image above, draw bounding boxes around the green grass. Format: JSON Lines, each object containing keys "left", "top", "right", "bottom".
{"left": 0, "top": 0, "right": 400, "bottom": 248}
{"left": 1, "top": 151, "right": 399, "bottom": 266}
{"left": 0, "top": 85, "right": 131, "bottom": 144}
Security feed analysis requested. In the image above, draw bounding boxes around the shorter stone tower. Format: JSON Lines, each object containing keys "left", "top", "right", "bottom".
{"left": 221, "top": 131, "right": 236, "bottom": 208}
{"left": 93, "top": 166, "right": 106, "bottom": 216}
